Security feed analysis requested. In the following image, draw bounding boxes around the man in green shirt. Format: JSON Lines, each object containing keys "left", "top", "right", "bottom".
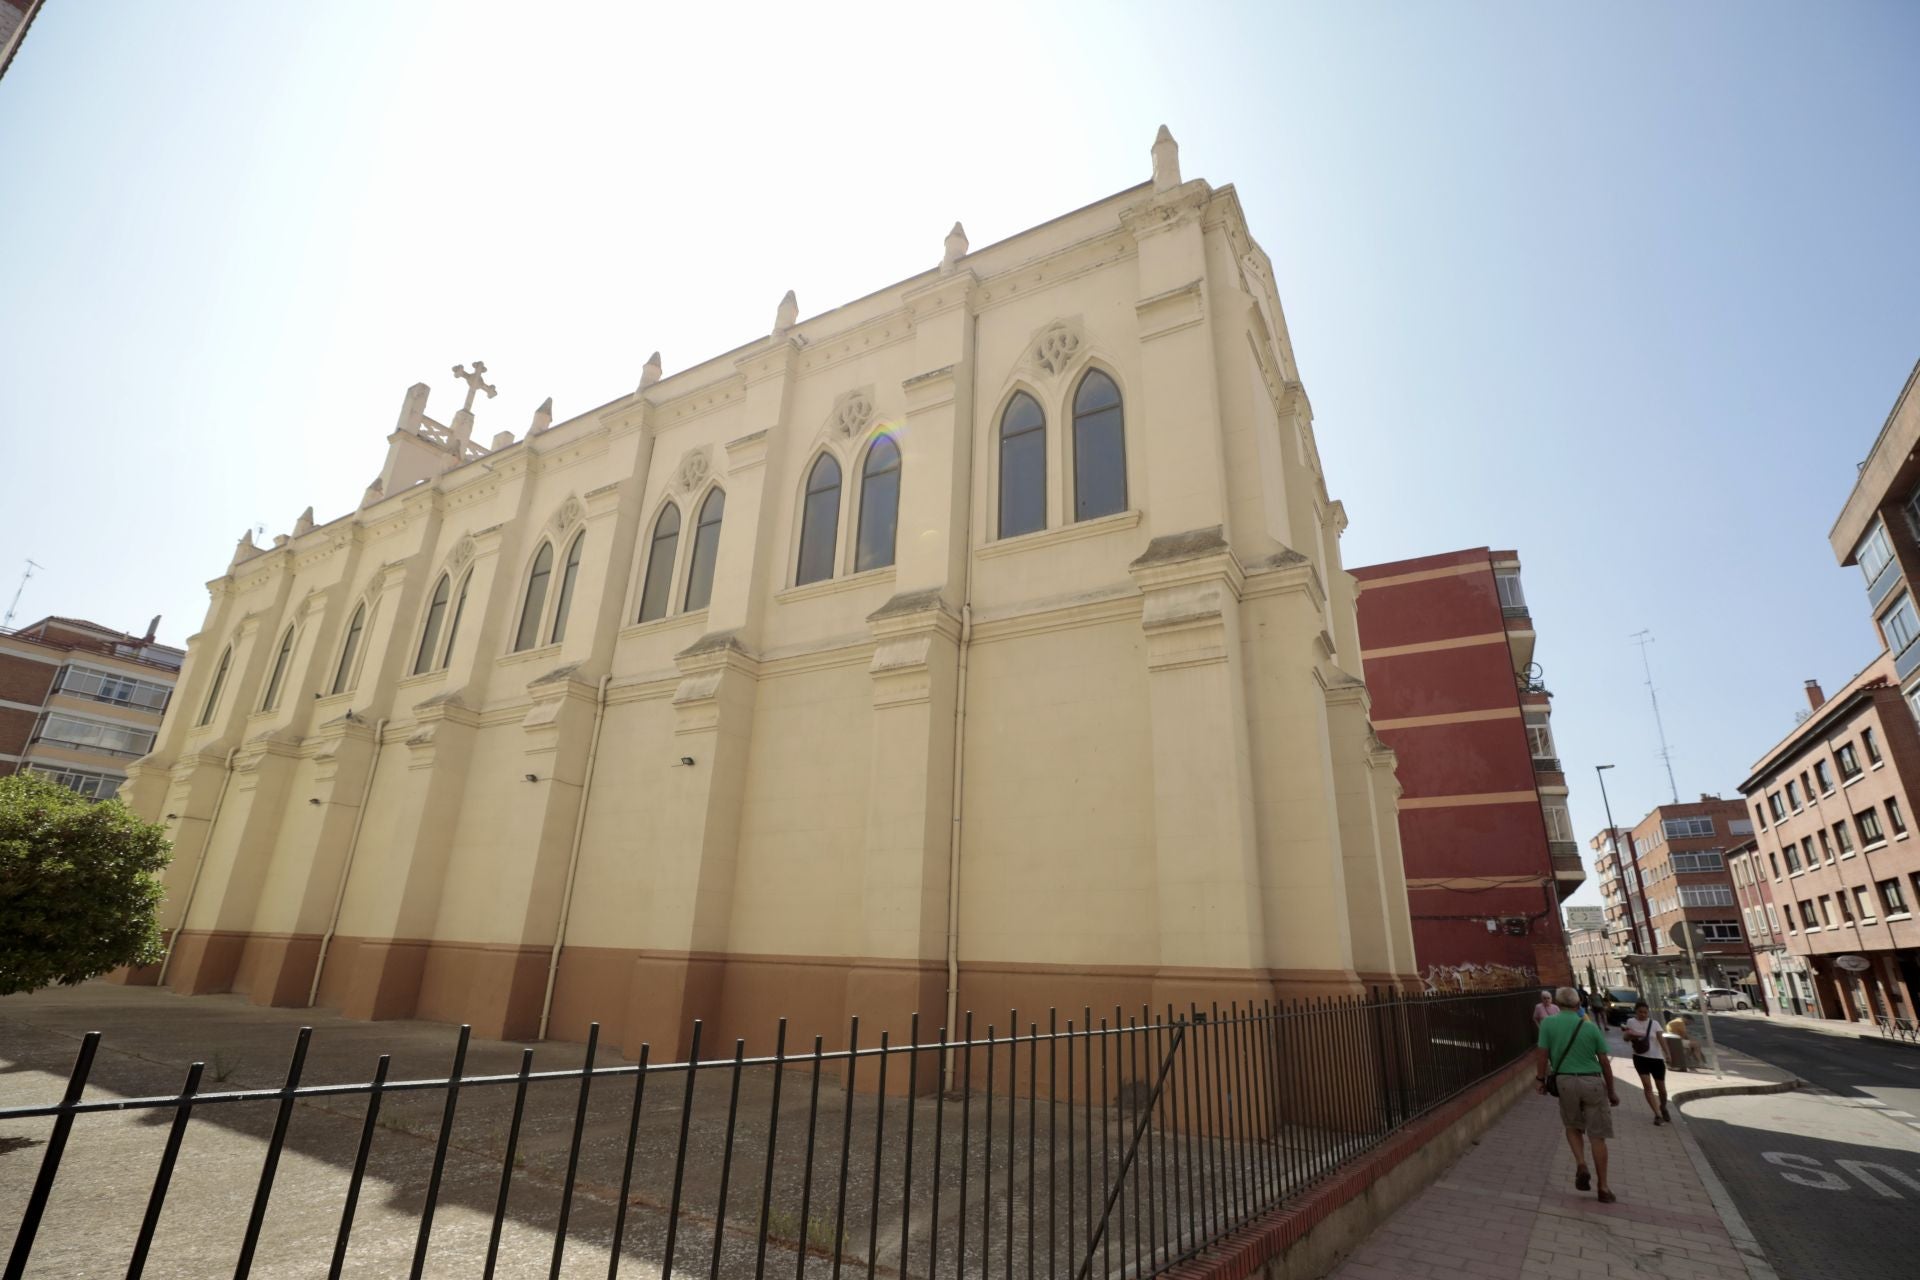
{"left": 1535, "top": 985, "right": 1620, "bottom": 1202}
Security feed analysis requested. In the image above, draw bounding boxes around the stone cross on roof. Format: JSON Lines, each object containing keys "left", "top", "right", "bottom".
{"left": 452, "top": 362, "right": 497, "bottom": 413}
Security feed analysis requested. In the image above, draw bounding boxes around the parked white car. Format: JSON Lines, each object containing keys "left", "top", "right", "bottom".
{"left": 1676, "top": 987, "right": 1751, "bottom": 1011}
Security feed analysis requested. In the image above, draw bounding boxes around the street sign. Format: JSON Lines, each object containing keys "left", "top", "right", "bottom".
{"left": 1835, "top": 954, "right": 1872, "bottom": 972}
{"left": 1668, "top": 921, "right": 1699, "bottom": 949}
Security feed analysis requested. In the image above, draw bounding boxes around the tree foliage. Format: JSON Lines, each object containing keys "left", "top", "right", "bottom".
{"left": 0, "top": 773, "right": 172, "bottom": 996}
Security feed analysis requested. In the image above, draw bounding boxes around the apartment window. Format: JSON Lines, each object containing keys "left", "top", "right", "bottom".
{"left": 54, "top": 665, "right": 171, "bottom": 713}
{"left": 1783, "top": 842, "right": 1803, "bottom": 872}
{"left": 1699, "top": 922, "right": 1743, "bottom": 942}
{"left": 33, "top": 713, "right": 156, "bottom": 760}
{"left": 1802, "top": 836, "right": 1817, "bottom": 868}
{"left": 1879, "top": 878, "right": 1910, "bottom": 917}
{"left": 1880, "top": 594, "right": 1920, "bottom": 657}
{"left": 1797, "top": 900, "right": 1817, "bottom": 928}
{"left": 1663, "top": 816, "right": 1716, "bottom": 839}
{"left": 1496, "top": 571, "right": 1527, "bottom": 610}
{"left": 1817, "top": 896, "right": 1835, "bottom": 928}
{"left": 1863, "top": 726, "right": 1884, "bottom": 766}
{"left": 1838, "top": 743, "right": 1863, "bottom": 780}
{"left": 1766, "top": 903, "right": 1781, "bottom": 933}
{"left": 1768, "top": 851, "right": 1781, "bottom": 879}
{"left": 1543, "top": 801, "right": 1576, "bottom": 843}
{"left": 1786, "top": 780, "right": 1801, "bottom": 811}
{"left": 1814, "top": 759, "right": 1834, "bottom": 793}
{"left": 1730, "top": 817, "right": 1753, "bottom": 836}
{"left": 1858, "top": 520, "right": 1895, "bottom": 583}
{"left": 1783, "top": 904, "right": 1797, "bottom": 932}
{"left": 25, "top": 764, "right": 124, "bottom": 800}
{"left": 1890, "top": 797, "right": 1909, "bottom": 837}
{"left": 1801, "top": 770, "right": 1814, "bottom": 800}
{"left": 1837, "top": 890, "right": 1855, "bottom": 923}
{"left": 1834, "top": 820, "right": 1855, "bottom": 855}
{"left": 1679, "top": 885, "right": 1736, "bottom": 908}
{"left": 1768, "top": 792, "right": 1787, "bottom": 821}
{"left": 1671, "top": 850, "right": 1726, "bottom": 873}
{"left": 1754, "top": 803, "right": 1768, "bottom": 830}
{"left": 1525, "top": 713, "right": 1556, "bottom": 761}
{"left": 1855, "top": 886, "right": 1875, "bottom": 921}
{"left": 1858, "top": 808, "right": 1886, "bottom": 847}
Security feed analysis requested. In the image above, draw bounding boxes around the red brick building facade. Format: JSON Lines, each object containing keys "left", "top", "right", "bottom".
{"left": 1618, "top": 798, "right": 1757, "bottom": 995}
{"left": 1354, "top": 547, "right": 1581, "bottom": 990}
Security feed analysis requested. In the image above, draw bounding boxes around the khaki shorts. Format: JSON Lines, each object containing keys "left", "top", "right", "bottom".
{"left": 1556, "top": 1073, "right": 1613, "bottom": 1138}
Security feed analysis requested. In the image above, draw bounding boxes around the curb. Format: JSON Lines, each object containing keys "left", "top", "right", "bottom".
{"left": 1670, "top": 1077, "right": 1807, "bottom": 1106}
{"left": 1671, "top": 1095, "right": 1793, "bottom": 1280}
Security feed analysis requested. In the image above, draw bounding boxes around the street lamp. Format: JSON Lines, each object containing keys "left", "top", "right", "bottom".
{"left": 1595, "top": 765, "right": 1646, "bottom": 955}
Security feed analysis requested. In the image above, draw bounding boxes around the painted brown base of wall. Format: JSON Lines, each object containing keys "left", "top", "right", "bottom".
{"left": 155, "top": 930, "right": 1408, "bottom": 1081}
{"left": 1164, "top": 1056, "right": 1535, "bottom": 1280}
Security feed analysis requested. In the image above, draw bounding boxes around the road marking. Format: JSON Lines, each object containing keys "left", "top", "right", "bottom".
{"left": 1885, "top": 1110, "right": 1917, "bottom": 1119}
{"left": 1856, "top": 1099, "right": 1891, "bottom": 1107}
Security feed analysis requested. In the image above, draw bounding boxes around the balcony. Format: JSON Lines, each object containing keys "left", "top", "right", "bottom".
{"left": 1549, "top": 840, "right": 1586, "bottom": 898}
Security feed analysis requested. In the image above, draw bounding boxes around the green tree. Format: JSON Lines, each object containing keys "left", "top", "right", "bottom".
{"left": 0, "top": 773, "right": 172, "bottom": 996}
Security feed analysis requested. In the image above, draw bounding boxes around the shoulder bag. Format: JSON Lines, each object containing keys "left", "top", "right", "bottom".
{"left": 1543, "top": 1018, "right": 1590, "bottom": 1098}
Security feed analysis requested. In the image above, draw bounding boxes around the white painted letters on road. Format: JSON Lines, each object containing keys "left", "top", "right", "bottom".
{"left": 1763, "top": 1152, "right": 1849, "bottom": 1190}
{"left": 1835, "top": 1160, "right": 1920, "bottom": 1199}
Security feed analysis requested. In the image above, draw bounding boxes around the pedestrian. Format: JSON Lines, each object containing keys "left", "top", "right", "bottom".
{"left": 1535, "top": 985, "right": 1621, "bottom": 1202}
{"left": 1620, "top": 1001, "right": 1670, "bottom": 1124}
{"left": 1533, "top": 988, "right": 1556, "bottom": 1029}
{"left": 1577, "top": 986, "right": 1594, "bottom": 1021}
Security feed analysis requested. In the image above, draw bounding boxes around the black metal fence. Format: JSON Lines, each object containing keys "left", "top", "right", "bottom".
{"left": 2, "top": 987, "right": 1536, "bottom": 1279}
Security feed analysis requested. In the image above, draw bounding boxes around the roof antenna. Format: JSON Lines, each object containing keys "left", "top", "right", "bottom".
{"left": 4, "top": 558, "right": 44, "bottom": 631}
{"left": 1631, "top": 629, "right": 1679, "bottom": 804}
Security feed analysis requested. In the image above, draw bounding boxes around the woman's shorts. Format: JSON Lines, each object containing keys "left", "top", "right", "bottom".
{"left": 1632, "top": 1055, "right": 1666, "bottom": 1080}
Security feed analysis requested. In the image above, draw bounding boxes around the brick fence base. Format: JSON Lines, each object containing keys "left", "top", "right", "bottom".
{"left": 1168, "top": 1056, "right": 1536, "bottom": 1280}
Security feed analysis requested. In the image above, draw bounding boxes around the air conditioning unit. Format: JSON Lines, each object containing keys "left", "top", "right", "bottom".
{"left": 1504, "top": 917, "right": 1529, "bottom": 937}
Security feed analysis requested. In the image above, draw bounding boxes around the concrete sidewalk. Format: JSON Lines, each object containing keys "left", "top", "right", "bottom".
{"left": 1328, "top": 1021, "right": 1795, "bottom": 1280}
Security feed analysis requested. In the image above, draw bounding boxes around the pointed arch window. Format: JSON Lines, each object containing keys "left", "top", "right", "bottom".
{"left": 684, "top": 488, "right": 726, "bottom": 612}
{"left": 414, "top": 574, "right": 451, "bottom": 674}
{"left": 549, "top": 533, "right": 585, "bottom": 645}
{"left": 440, "top": 571, "right": 471, "bottom": 668}
{"left": 261, "top": 625, "right": 296, "bottom": 710}
{"left": 856, "top": 435, "right": 901, "bottom": 573}
{"left": 999, "top": 391, "right": 1046, "bottom": 538}
{"left": 331, "top": 604, "right": 366, "bottom": 695}
{"left": 638, "top": 503, "right": 680, "bottom": 623}
{"left": 797, "top": 454, "right": 842, "bottom": 585}
{"left": 1072, "top": 369, "right": 1126, "bottom": 521}
{"left": 197, "top": 646, "right": 231, "bottom": 726}
{"left": 514, "top": 542, "right": 554, "bottom": 652}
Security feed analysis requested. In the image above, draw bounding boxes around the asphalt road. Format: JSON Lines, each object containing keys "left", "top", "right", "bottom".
{"left": 1680, "top": 1017, "right": 1920, "bottom": 1280}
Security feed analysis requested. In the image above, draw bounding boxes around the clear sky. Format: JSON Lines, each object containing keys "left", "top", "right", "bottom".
{"left": 3, "top": 2, "right": 1917, "bottom": 905}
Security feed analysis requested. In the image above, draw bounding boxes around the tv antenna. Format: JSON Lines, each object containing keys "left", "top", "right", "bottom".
{"left": 4, "top": 559, "right": 45, "bottom": 631}
{"left": 1631, "top": 629, "right": 1679, "bottom": 804}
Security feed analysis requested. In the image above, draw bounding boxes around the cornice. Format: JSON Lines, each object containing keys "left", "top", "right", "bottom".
{"left": 970, "top": 229, "right": 1136, "bottom": 316}
{"left": 969, "top": 587, "right": 1141, "bottom": 647}
{"left": 977, "top": 508, "right": 1143, "bottom": 562}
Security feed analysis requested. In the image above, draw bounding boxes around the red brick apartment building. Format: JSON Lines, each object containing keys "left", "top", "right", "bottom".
{"left": 1618, "top": 798, "right": 1756, "bottom": 995}
{"left": 1727, "top": 837, "right": 1803, "bottom": 1014}
{"left": 0, "top": 616, "right": 183, "bottom": 799}
{"left": 1354, "top": 547, "right": 1582, "bottom": 990}
{"left": 1739, "top": 660, "right": 1920, "bottom": 1024}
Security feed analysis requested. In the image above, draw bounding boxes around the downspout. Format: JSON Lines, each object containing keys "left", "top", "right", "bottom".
{"left": 943, "top": 355, "right": 979, "bottom": 1088}
{"left": 307, "top": 718, "right": 389, "bottom": 1007}
{"left": 539, "top": 674, "right": 611, "bottom": 1040}
{"left": 156, "top": 746, "right": 239, "bottom": 987}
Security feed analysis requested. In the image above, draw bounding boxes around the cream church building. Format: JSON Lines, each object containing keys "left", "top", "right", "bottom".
{"left": 123, "top": 130, "right": 1419, "bottom": 1058}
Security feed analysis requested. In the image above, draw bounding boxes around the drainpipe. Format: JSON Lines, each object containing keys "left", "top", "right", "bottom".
{"left": 308, "top": 718, "right": 389, "bottom": 1007}
{"left": 942, "top": 380, "right": 979, "bottom": 1088}
{"left": 539, "top": 674, "right": 611, "bottom": 1040}
{"left": 156, "top": 746, "right": 239, "bottom": 987}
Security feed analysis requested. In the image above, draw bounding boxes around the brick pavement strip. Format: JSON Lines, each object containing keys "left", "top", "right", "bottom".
{"left": 1331, "top": 1045, "right": 1778, "bottom": 1280}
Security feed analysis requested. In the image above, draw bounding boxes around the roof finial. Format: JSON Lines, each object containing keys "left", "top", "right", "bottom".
{"left": 452, "top": 361, "right": 497, "bottom": 413}
{"left": 774, "top": 289, "right": 798, "bottom": 337}
{"left": 639, "top": 351, "right": 662, "bottom": 392}
{"left": 941, "top": 221, "right": 968, "bottom": 273}
{"left": 1151, "top": 124, "right": 1180, "bottom": 192}
{"left": 530, "top": 396, "right": 554, "bottom": 435}
{"left": 292, "top": 506, "right": 315, "bottom": 537}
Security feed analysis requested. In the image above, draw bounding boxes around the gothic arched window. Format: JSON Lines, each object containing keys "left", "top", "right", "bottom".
{"left": 415, "top": 574, "right": 451, "bottom": 674}
{"left": 796, "top": 453, "right": 841, "bottom": 585}
{"left": 197, "top": 646, "right": 231, "bottom": 726}
{"left": 331, "top": 604, "right": 365, "bottom": 695}
{"left": 1072, "top": 369, "right": 1126, "bottom": 521}
{"left": 261, "top": 625, "right": 296, "bottom": 711}
{"left": 684, "top": 488, "right": 726, "bottom": 612}
{"left": 514, "top": 542, "right": 554, "bottom": 652}
{"left": 999, "top": 391, "right": 1046, "bottom": 538}
{"left": 439, "top": 571, "right": 470, "bottom": 669}
{"left": 638, "top": 503, "right": 680, "bottom": 623}
{"left": 856, "top": 435, "right": 901, "bottom": 573}
{"left": 549, "top": 532, "right": 585, "bottom": 645}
